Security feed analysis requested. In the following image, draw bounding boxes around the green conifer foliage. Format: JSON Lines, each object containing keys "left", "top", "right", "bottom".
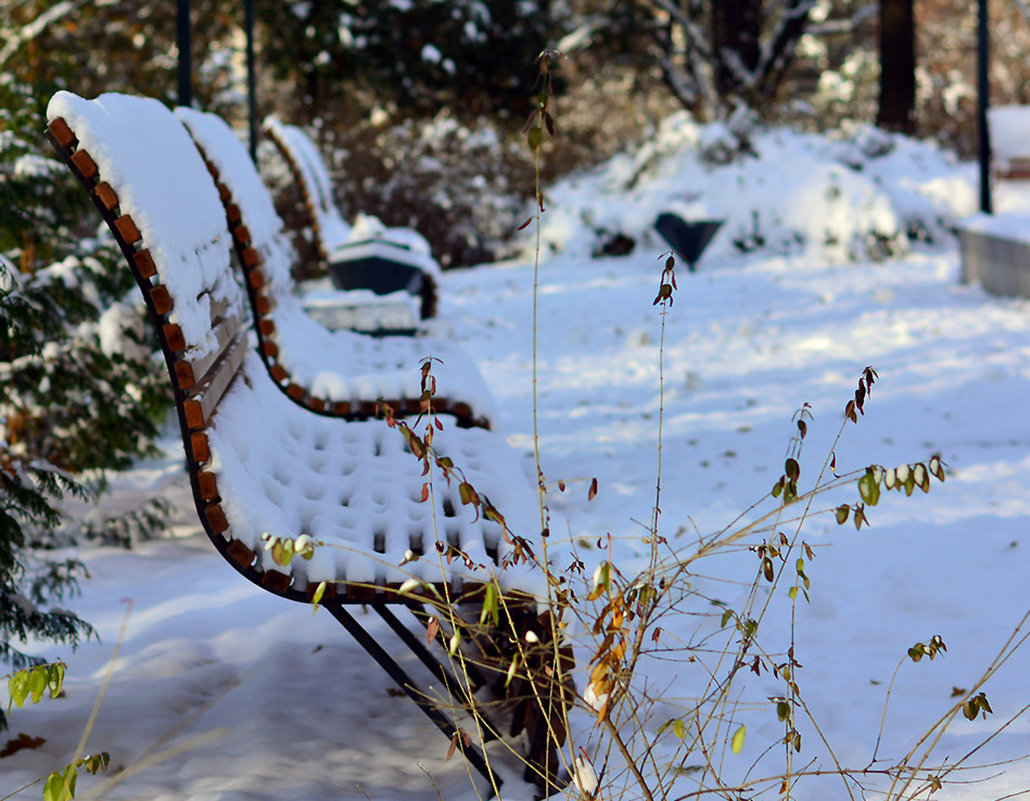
{"left": 1, "top": 21, "right": 171, "bottom": 731}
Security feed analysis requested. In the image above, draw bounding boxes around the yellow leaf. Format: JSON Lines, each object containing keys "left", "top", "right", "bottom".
{"left": 731, "top": 724, "right": 746, "bottom": 754}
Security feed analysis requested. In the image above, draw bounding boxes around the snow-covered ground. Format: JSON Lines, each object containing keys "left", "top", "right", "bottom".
{"left": 4, "top": 125, "right": 1030, "bottom": 801}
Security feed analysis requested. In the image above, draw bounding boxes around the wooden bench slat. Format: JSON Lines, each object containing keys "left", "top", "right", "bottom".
{"left": 190, "top": 431, "right": 211, "bottom": 464}
{"left": 174, "top": 307, "right": 247, "bottom": 389}
{"left": 261, "top": 570, "right": 292, "bottom": 593}
{"left": 204, "top": 502, "right": 229, "bottom": 535}
{"left": 226, "top": 539, "right": 255, "bottom": 569}
{"left": 197, "top": 470, "right": 218, "bottom": 500}
{"left": 70, "top": 148, "right": 98, "bottom": 179}
{"left": 95, "top": 181, "right": 119, "bottom": 212}
{"left": 113, "top": 215, "right": 141, "bottom": 245}
{"left": 133, "top": 250, "right": 157, "bottom": 279}
{"left": 183, "top": 331, "right": 248, "bottom": 429}
{"left": 48, "top": 117, "right": 76, "bottom": 148}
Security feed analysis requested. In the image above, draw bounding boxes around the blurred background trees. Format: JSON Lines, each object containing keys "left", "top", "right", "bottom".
{"left": 3, "top": 0, "right": 1030, "bottom": 686}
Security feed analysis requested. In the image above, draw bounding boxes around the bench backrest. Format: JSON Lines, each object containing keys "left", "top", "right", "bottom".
{"left": 175, "top": 106, "right": 350, "bottom": 414}
{"left": 46, "top": 91, "right": 249, "bottom": 490}
{"left": 264, "top": 116, "right": 352, "bottom": 259}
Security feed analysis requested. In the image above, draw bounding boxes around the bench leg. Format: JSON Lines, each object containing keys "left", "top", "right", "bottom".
{"left": 371, "top": 603, "right": 502, "bottom": 743}
{"left": 323, "top": 603, "right": 502, "bottom": 793}
{"left": 404, "top": 597, "right": 574, "bottom": 797}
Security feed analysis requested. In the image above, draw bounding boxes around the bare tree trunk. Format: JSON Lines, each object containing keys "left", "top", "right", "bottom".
{"left": 712, "top": 0, "right": 763, "bottom": 103}
{"left": 877, "top": 0, "right": 917, "bottom": 134}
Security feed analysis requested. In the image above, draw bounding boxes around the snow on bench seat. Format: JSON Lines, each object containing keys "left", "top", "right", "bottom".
{"left": 175, "top": 107, "right": 496, "bottom": 430}
{"left": 211, "top": 351, "right": 542, "bottom": 593}
{"left": 989, "top": 106, "right": 1030, "bottom": 180}
{"left": 46, "top": 90, "right": 543, "bottom": 598}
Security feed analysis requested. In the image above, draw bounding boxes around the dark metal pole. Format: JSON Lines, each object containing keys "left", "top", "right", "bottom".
{"left": 177, "top": 0, "right": 192, "bottom": 108}
{"left": 245, "top": 0, "right": 258, "bottom": 162}
{"left": 977, "top": 0, "right": 992, "bottom": 213}
{"left": 323, "top": 603, "right": 501, "bottom": 791}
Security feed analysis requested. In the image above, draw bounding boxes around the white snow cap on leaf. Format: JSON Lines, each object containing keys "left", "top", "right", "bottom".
{"left": 572, "top": 751, "right": 598, "bottom": 797}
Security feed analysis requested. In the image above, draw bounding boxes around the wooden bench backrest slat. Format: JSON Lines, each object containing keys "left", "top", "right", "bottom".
{"left": 174, "top": 307, "right": 248, "bottom": 390}
{"left": 182, "top": 331, "right": 249, "bottom": 429}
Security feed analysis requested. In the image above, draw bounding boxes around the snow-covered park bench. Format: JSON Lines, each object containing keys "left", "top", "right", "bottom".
{"left": 957, "top": 107, "right": 1030, "bottom": 299}
{"left": 989, "top": 105, "right": 1030, "bottom": 182}
{"left": 46, "top": 90, "right": 570, "bottom": 794}
{"left": 174, "top": 106, "right": 495, "bottom": 430}
{"left": 265, "top": 116, "right": 441, "bottom": 320}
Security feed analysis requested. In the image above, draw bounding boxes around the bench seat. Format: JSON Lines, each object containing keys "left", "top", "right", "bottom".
{"left": 209, "top": 350, "right": 541, "bottom": 595}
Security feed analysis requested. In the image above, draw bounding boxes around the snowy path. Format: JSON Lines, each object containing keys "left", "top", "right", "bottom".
{"left": 4, "top": 246, "right": 1030, "bottom": 801}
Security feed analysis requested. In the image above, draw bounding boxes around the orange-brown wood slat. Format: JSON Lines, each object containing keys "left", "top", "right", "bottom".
{"left": 261, "top": 570, "right": 291, "bottom": 593}
{"left": 227, "top": 539, "right": 255, "bottom": 569}
{"left": 204, "top": 502, "right": 229, "bottom": 535}
{"left": 175, "top": 360, "right": 197, "bottom": 390}
{"left": 70, "top": 148, "right": 98, "bottom": 179}
{"left": 196, "top": 470, "right": 218, "bottom": 501}
{"left": 150, "top": 285, "right": 173, "bottom": 315}
{"left": 241, "top": 246, "right": 260, "bottom": 268}
{"left": 48, "top": 117, "right": 75, "bottom": 148}
{"left": 94, "top": 181, "right": 118, "bottom": 211}
{"left": 232, "top": 224, "right": 251, "bottom": 245}
{"left": 133, "top": 250, "right": 157, "bottom": 279}
{"left": 190, "top": 431, "right": 211, "bottom": 464}
{"left": 246, "top": 269, "right": 265, "bottom": 290}
{"left": 261, "top": 341, "right": 280, "bottom": 360}
{"left": 163, "top": 323, "right": 186, "bottom": 352}
{"left": 113, "top": 215, "right": 141, "bottom": 245}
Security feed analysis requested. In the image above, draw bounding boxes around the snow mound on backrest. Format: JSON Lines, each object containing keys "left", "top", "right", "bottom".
{"left": 521, "top": 114, "right": 978, "bottom": 264}
{"left": 47, "top": 91, "right": 244, "bottom": 359}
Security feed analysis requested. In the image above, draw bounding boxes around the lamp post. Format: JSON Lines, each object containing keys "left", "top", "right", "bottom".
{"left": 245, "top": 0, "right": 258, "bottom": 162}
{"left": 977, "top": 0, "right": 992, "bottom": 213}
{"left": 177, "top": 0, "right": 192, "bottom": 108}
{"left": 178, "top": 0, "right": 259, "bottom": 162}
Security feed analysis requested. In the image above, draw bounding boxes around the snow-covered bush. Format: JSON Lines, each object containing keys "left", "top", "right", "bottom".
{"left": 515, "top": 112, "right": 979, "bottom": 264}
